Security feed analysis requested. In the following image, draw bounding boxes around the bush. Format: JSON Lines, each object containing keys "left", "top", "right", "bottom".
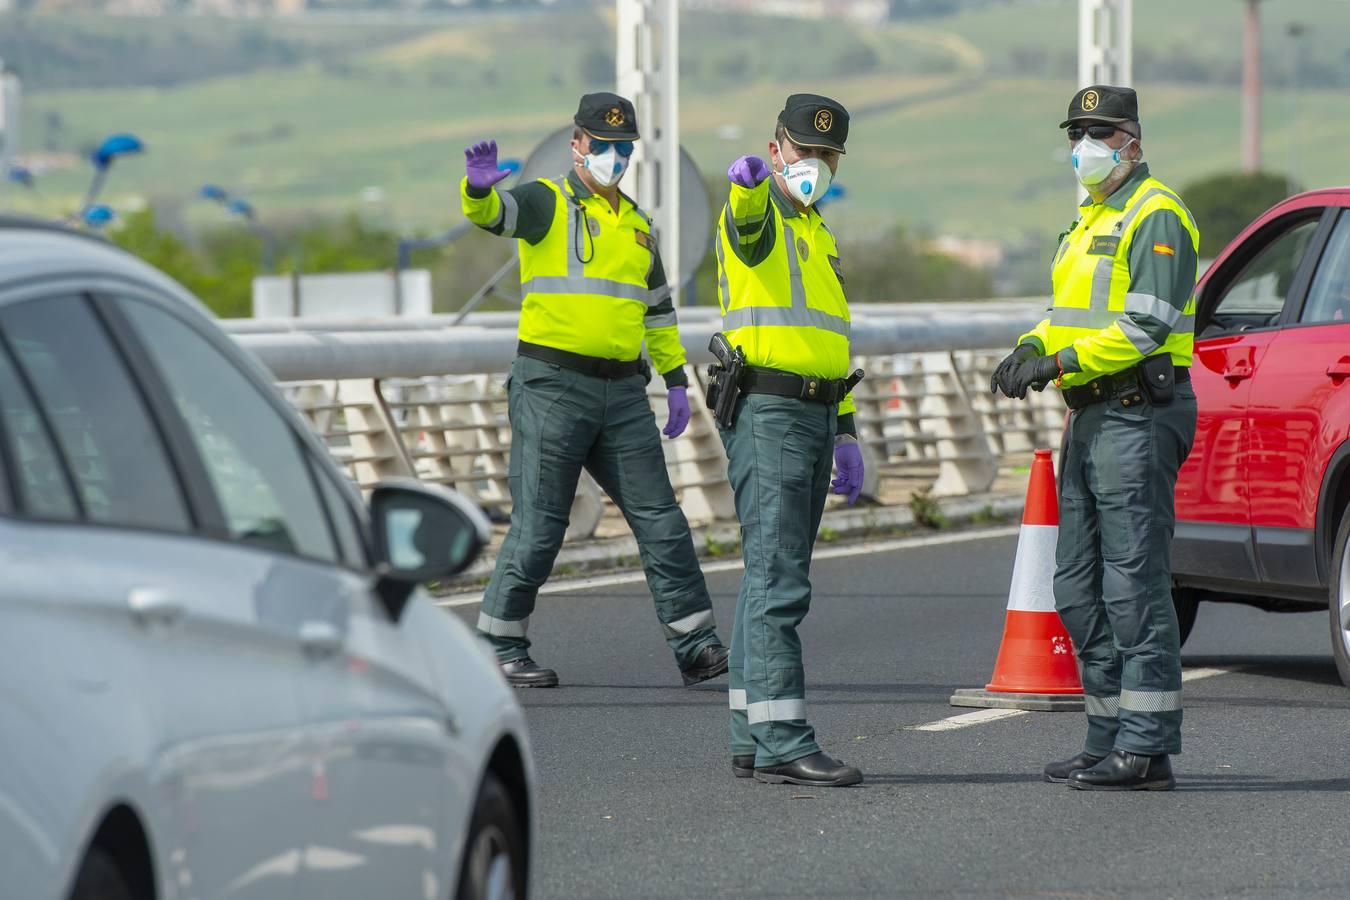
{"left": 1180, "top": 171, "right": 1297, "bottom": 258}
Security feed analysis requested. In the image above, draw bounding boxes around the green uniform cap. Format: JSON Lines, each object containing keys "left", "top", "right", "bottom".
{"left": 778, "top": 93, "right": 849, "bottom": 154}
{"left": 1060, "top": 84, "right": 1139, "bottom": 128}
{"left": 574, "top": 92, "right": 640, "bottom": 141}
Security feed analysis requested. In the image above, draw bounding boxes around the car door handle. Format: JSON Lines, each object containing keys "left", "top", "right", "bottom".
{"left": 1326, "top": 357, "right": 1350, "bottom": 379}
{"left": 1222, "top": 364, "right": 1253, "bottom": 382}
{"left": 127, "top": 588, "right": 184, "bottom": 625}
{"left": 299, "top": 620, "right": 344, "bottom": 658}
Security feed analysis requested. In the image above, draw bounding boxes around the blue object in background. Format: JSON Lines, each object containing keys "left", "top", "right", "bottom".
{"left": 82, "top": 205, "right": 115, "bottom": 228}
{"left": 91, "top": 133, "right": 144, "bottom": 169}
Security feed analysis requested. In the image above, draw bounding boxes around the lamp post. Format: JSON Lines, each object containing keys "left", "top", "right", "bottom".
{"left": 199, "top": 184, "right": 279, "bottom": 273}
{"left": 1286, "top": 22, "right": 1308, "bottom": 196}
{"left": 80, "top": 133, "right": 143, "bottom": 219}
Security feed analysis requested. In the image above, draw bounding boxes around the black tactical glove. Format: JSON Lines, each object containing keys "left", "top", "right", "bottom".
{"left": 1007, "top": 353, "right": 1061, "bottom": 400}
{"left": 991, "top": 343, "right": 1039, "bottom": 397}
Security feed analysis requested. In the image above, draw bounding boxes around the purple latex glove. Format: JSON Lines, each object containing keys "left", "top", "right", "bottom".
{"left": 464, "top": 140, "right": 511, "bottom": 191}
{"left": 727, "top": 155, "right": 770, "bottom": 188}
{"left": 831, "top": 438, "right": 864, "bottom": 505}
{"left": 663, "top": 386, "right": 691, "bottom": 439}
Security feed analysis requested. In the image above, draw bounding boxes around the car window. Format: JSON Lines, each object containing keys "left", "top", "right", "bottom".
{"left": 312, "top": 457, "right": 368, "bottom": 570}
{"left": 118, "top": 298, "right": 338, "bottom": 563}
{"left": 0, "top": 339, "right": 79, "bottom": 520}
{"left": 1208, "top": 217, "right": 1320, "bottom": 330}
{"left": 0, "top": 295, "right": 190, "bottom": 531}
{"left": 1299, "top": 212, "right": 1350, "bottom": 325}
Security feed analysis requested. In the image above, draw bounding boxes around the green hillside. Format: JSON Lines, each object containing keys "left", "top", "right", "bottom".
{"left": 8, "top": 0, "right": 1349, "bottom": 259}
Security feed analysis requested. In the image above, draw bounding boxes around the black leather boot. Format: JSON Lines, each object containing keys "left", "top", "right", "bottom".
{"left": 1068, "top": 751, "right": 1175, "bottom": 791}
{"left": 680, "top": 643, "right": 730, "bottom": 686}
{"left": 732, "top": 755, "right": 755, "bottom": 778}
{"left": 500, "top": 657, "right": 559, "bottom": 689}
{"left": 1043, "top": 751, "right": 1105, "bottom": 783}
{"left": 753, "top": 752, "right": 863, "bottom": 787}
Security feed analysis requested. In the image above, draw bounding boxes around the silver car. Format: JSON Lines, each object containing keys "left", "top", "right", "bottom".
{"left": 0, "top": 219, "right": 534, "bottom": 900}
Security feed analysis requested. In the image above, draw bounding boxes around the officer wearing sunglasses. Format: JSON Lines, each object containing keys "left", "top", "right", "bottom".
{"left": 460, "top": 92, "right": 729, "bottom": 689}
{"left": 992, "top": 85, "right": 1200, "bottom": 791}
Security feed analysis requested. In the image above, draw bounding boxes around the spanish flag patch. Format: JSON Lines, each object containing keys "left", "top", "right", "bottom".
{"left": 1153, "top": 243, "right": 1175, "bottom": 256}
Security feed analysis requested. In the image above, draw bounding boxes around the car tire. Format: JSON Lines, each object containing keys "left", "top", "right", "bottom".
{"left": 1172, "top": 586, "right": 1199, "bottom": 647}
{"left": 1329, "top": 508, "right": 1350, "bottom": 689}
{"left": 456, "top": 772, "right": 526, "bottom": 900}
{"left": 67, "top": 849, "right": 135, "bottom": 900}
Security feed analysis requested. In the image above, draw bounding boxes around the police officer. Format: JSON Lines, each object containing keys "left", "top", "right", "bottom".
{"left": 713, "top": 94, "right": 865, "bottom": 787}
{"left": 460, "top": 92, "right": 729, "bottom": 689}
{"left": 993, "top": 86, "right": 1199, "bottom": 790}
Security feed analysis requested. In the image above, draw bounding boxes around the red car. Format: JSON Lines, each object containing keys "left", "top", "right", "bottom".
{"left": 1172, "top": 188, "right": 1350, "bottom": 686}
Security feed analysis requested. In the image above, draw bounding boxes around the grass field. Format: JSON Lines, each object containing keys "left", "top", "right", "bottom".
{"left": 8, "top": 0, "right": 1350, "bottom": 251}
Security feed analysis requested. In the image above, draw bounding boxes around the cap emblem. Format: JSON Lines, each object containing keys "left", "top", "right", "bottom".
{"left": 605, "top": 107, "right": 626, "bottom": 127}
{"left": 814, "top": 109, "right": 833, "bottom": 132}
{"left": 1081, "top": 90, "right": 1099, "bottom": 112}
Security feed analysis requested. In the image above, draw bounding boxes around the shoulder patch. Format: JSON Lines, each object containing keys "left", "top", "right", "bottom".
{"left": 635, "top": 230, "right": 652, "bottom": 249}
{"left": 1152, "top": 242, "right": 1175, "bottom": 257}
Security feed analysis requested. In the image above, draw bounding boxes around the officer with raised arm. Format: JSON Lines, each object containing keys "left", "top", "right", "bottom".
{"left": 460, "top": 92, "right": 729, "bottom": 689}
{"left": 711, "top": 94, "right": 865, "bottom": 787}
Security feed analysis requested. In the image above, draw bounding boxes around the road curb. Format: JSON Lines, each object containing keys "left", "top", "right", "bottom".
{"left": 438, "top": 491, "right": 1025, "bottom": 593}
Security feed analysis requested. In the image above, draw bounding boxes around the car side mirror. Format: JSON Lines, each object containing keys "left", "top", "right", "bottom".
{"left": 369, "top": 481, "right": 491, "bottom": 621}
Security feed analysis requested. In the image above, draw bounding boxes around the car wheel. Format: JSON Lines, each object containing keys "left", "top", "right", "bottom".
{"left": 456, "top": 772, "right": 525, "bottom": 900}
{"left": 1172, "top": 586, "right": 1199, "bottom": 647}
{"left": 68, "top": 849, "right": 134, "bottom": 900}
{"left": 1329, "top": 508, "right": 1350, "bottom": 689}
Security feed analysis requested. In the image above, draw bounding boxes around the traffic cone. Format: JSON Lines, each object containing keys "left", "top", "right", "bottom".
{"left": 950, "top": 449, "right": 1084, "bottom": 711}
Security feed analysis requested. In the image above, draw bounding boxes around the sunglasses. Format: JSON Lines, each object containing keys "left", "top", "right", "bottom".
{"left": 589, "top": 139, "right": 635, "bottom": 157}
{"left": 1066, "top": 123, "right": 1129, "bottom": 141}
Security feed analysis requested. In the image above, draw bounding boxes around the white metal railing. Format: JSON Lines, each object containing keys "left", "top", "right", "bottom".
{"left": 245, "top": 306, "right": 1064, "bottom": 539}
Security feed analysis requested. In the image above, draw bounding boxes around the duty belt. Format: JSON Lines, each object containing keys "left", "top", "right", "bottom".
{"left": 517, "top": 340, "right": 648, "bottom": 380}
{"left": 1062, "top": 364, "right": 1190, "bottom": 411}
{"left": 740, "top": 366, "right": 861, "bottom": 406}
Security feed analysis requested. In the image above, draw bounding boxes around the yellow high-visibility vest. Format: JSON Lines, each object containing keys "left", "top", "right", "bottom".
{"left": 1021, "top": 174, "right": 1199, "bottom": 386}
{"left": 461, "top": 175, "right": 684, "bottom": 374}
{"left": 715, "top": 180, "right": 855, "bottom": 416}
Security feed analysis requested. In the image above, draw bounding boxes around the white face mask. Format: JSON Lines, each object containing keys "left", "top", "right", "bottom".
{"left": 776, "top": 152, "right": 831, "bottom": 207}
{"left": 575, "top": 145, "right": 629, "bottom": 188}
{"left": 1071, "top": 135, "right": 1137, "bottom": 187}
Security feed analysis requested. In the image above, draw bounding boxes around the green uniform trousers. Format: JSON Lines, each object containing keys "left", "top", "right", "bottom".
{"left": 719, "top": 394, "right": 836, "bottom": 767}
{"left": 477, "top": 355, "right": 718, "bottom": 668}
{"left": 1054, "top": 381, "right": 1197, "bottom": 756}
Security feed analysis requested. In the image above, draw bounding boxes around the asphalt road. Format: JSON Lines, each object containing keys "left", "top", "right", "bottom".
{"left": 449, "top": 529, "right": 1350, "bottom": 900}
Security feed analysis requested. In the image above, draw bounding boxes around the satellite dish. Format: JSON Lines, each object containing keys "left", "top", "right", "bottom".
{"left": 517, "top": 126, "right": 712, "bottom": 288}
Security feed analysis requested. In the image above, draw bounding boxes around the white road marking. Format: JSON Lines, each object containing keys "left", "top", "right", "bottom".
{"left": 1180, "top": 667, "right": 1231, "bottom": 683}
{"left": 909, "top": 666, "right": 1240, "bottom": 732}
{"left": 911, "top": 708, "right": 1027, "bottom": 732}
{"left": 434, "top": 525, "right": 1020, "bottom": 608}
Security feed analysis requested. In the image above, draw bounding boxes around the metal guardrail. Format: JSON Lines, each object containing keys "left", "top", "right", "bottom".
{"left": 238, "top": 305, "right": 1065, "bottom": 540}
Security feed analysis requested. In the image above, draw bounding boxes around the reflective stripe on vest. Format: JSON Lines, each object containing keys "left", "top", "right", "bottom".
{"left": 717, "top": 207, "right": 850, "bottom": 337}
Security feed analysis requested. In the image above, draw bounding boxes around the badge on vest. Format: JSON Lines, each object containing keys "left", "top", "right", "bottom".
{"left": 1087, "top": 235, "right": 1121, "bottom": 256}
{"left": 796, "top": 236, "right": 810, "bottom": 261}
{"left": 828, "top": 254, "right": 844, "bottom": 283}
{"left": 588, "top": 217, "right": 601, "bottom": 237}
{"left": 634, "top": 230, "right": 652, "bottom": 249}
